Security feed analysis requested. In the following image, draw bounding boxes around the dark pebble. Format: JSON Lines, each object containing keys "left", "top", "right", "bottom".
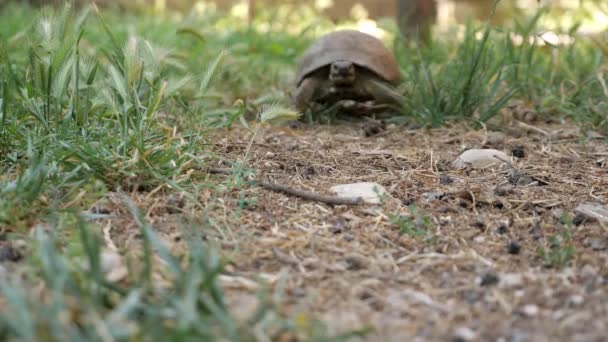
{"left": 480, "top": 271, "right": 500, "bottom": 287}
{"left": 511, "top": 145, "right": 525, "bottom": 158}
{"left": 507, "top": 241, "right": 521, "bottom": 255}
{"left": 497, "top": 223, "right": 509, "bottom": 234}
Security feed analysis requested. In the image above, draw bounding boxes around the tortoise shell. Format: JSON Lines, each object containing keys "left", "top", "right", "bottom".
{"left": 295, "top": 30, "right": 401, "bottom": 87}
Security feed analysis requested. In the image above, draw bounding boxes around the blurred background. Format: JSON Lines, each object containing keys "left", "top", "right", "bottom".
{"left": 5, "top": 0, "right": 608, "bottom": 35}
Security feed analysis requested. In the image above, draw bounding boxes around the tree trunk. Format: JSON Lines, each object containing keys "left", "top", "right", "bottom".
{"left": 397, "top": 0, "right": 437, "bottom": 43}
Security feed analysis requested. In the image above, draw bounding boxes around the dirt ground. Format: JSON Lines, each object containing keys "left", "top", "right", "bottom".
{"left": 98, "top": 117, "right": 608, "bottom": 341}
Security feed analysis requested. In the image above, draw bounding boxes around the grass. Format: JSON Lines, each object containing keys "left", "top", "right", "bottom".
{"left": 0, "top": 0, "right": 606, "bottom": 340}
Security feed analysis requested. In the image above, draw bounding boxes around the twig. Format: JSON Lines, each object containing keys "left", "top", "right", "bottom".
{"left": 516, "top": 120, "right": 550, "bottom": 137}
{"left": 207, "top": 167, "right": 234, "bottom": 175}
{"left": 258, "top": 181, "right": 363, "bottom": 206}
{"left": 492, "top": 154, "right": 515, "bottom": 169}
{"left": 204, "top": 167, "right": 364, "bottom": 206}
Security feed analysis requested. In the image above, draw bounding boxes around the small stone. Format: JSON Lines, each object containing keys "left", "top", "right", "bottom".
{"left": 494, "top": 185, "right": 514, "bottom": 196}
{"left": 508, "top": 170, "right": 545, "bottom": 186}
{"left": 362, "top": 119, "right": 386, "bottom": 137}
{"left": 401, "top": 197, "right": 415, "bottom": 206}
{"left": 166, "top": 193, "right": 185, "bottom": 214}
{"left": 551, "top": 208, "right": 565, "bottom": 219}
{"left": 100, "top": 249, "right": 129, "bottom": 283}
{"left": 568, "top": 294, "right": 584, "bottom": 306}
{"left": 0, "top": 242, "right": 22, "bottom": 263}
{"left": 574, "top": 202, "right": 608, "bottom": 224}
{"left": 330, "top": 182, "right": 388, "bottom": 204}
{"left": 453, "top": 326, "right": 476, "bottom": 341}
{"left": 439, "top": 174, "right": 455, "bottom": 185}
{"left": 572, "top": 214, "right": 587, "bottom": 226}
{"left": 584, "top": 238, "right": 607, "bottom": 251}
{"left": 479, "top": 271, "right": 500, "bottom": 287}
{"left": 473, "top": 236, "right": 486, "bottom": 243}
{"left": 519, "top": 304, "right": 539, "bottom": 317}
{"left": 500, "top": 273, "right": 524, "bottom": 288}
{"left": 472, "top": 220, "right": 486, "bottom": 230}
{"left": 511, "top": 145, "right": 526, "bottom": 158}
{"left": 507, "top": 241, "right": 521, "bottom": 254}
{"left": 486, "top": 131, "right": 506, "bottom": 145}
{"left": 422, "top": 191, "right": 445, "bottom": 202}
{"left": 452, "top": 149, "right": 510, "bottom": 169}
{"left": 463, "top": 290, "right": 482, "bottom": 304}
{"left": 343, "top": 253, "right": 369, "bottom": 271}
{"left": 497, "top": 222, "right": 509, "bottom": 234}
{"left": 510, "top": 331, "right": 529, "bottom": 342}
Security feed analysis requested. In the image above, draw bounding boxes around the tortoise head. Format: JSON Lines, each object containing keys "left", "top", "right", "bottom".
{"left": 329, "top": 60, "right": 356, "bottom": 86}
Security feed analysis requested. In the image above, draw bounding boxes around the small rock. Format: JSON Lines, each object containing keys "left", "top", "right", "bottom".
{"left": 479, "top": 271, "right": 500, "bottom": 287}
{"left": 500, "top": 273, "right": 524, "bottom": 288}
{"left": 453, "top": 326, "right": 477, "bottom": 342}
{"left": 574, "top": 202, "right": 608, "bottom": 224}
{"left": 343, "top": 253, "right": 370, "bottom": 271}
{"left": 584, "top": 238, "right": 607, "bottom": 251}
{"left": 472, "top": 220, "right": 486, "bottom": 230}
{"left": 330, "top": 182, "right": 387, "bottom": 204}
{"left": 343, "top": 233, "right": 355, "bottom": 242}
{"left": 463, "top": 290, "right": 482, "bottom": 304}
{"left": 510, "top": 331, "right": 530, "bottom": 342}
{"left": 361, "top": 206, "right": 383, "bottom": 216}
{"left": 301, "top": 165, "right": 316, "bottom": 178}
{"left": 165, "top": 193, "right": 185, "bottom": 214}
{"left": 519, "top": 304, "right": 539, "bottom": 317}
{"left": 272, "top": 247, "right": 300, "bottom": 265}
{"left": 496, "top": 222, "right": 509, "bottom": 234}
{"left": 361, "top": 119, "right": 386, "bottom": 137}
{"left": 507, "top": 241, "right": 521, "bottom": 254}
{"left": 473, "top": 236, "right": 486, "bottom": 243}
{"left": 551, "top": 127, "right": 581, "bottom": 140}
{"left": 401, "top": 197, "right": 415, "bottom": 206}
{"left": 439, "top": 174, "right": 455, "bottom": 185}
{"left": 508, "top": 170, "right": 546, "bottom": 186}
{"left": 494, "top": 185, "right": 515, "bottom": 196}
{"left": 89, "top": 201, "right": 112, "bottom": 215}
{"left": 452, "top": 149, "right": 510, "bottom": 169}
{"left": 101, "top": 249, "right": 129, "bottom": 283}
{"left": 572, "top": 214, "right": 587, "bottom": 226}
{"left": 568, "top": 294, "right": 584, "bottom": 306}
{"left": 587, "top": 131, "right": 606, "bottom": 139}
{"left": 422, "top": 191, "right": 446, "bottom": 202}
{"left": 511, "top": 145, "right": 526, "bottom": 158}
{"left": 486, "top": 131, "right": 506, "bottom": 145}
{"left": 0, "top": 242, "right": 22, "bottom": 263}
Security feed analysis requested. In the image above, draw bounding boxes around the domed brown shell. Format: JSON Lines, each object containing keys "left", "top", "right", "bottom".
{"left": 295, "top": 30, "right": 401, "bottom": 86}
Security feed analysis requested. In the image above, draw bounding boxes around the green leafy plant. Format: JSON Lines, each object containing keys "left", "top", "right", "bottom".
{"left": 390, "top": 204, "right": 431, "bottom": 238}
{"left": 538, "top": 213, "right": 576, "bottom": 269}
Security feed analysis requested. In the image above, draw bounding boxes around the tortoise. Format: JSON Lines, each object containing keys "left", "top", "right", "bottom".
{"left": 292, "top": 29, "right": 405, "bottom": 116}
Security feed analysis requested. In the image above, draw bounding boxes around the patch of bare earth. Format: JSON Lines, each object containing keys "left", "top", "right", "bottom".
{"left": 96, "top": 120, "right": 607, "bottom": 341}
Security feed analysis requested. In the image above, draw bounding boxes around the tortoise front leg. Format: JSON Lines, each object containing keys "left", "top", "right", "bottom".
{"left": 363, "top": 79, "right": 407, "bottom": 110}
{"left": 292, "top": 77, "right": 325, "bottom": 112}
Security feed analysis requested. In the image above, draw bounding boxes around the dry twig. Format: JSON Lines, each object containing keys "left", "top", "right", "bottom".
{"left": 206, "top": 167, "right": 364, "bottom": 206}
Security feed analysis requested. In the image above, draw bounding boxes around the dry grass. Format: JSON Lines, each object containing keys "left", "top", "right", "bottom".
{"left": 80, "top": 113, "right": 608, "bottom": 340}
